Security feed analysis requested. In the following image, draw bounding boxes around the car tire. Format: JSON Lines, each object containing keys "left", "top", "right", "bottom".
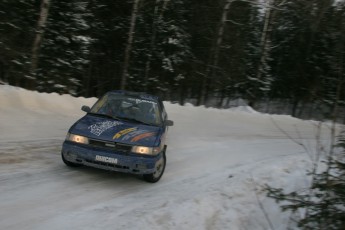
{"left": 143, "top": 146, "right": 166, "bottom": 183}
{"left": 61, "top": 151, "right": 81, "bottom": 167}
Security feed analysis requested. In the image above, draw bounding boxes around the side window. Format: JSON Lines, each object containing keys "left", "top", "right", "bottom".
{"left": 91, "top": 94, "right": 108, "bottom": 113}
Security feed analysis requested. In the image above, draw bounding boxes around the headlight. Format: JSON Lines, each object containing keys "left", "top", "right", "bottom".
{"left": 66, "top": 133, "right": 89, "bottom": 144}
{"left": 132, "top": 146, "right": 162, "bottom": 155}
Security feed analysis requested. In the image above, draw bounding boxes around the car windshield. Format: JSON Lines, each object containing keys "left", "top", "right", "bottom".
{"left": 90, "top": 92, "right": 162, "bottom": 126}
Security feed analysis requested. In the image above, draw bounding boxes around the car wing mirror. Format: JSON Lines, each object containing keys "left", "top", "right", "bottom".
{"left": 81, "top": 105, "right": 91, "bottom": 113}
{"left": 165, "top": 120, "right": 174, "bottom": 126}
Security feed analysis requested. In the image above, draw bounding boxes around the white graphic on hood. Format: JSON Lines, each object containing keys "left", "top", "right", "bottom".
{"left": 88, "top": 121, "right": 123, "bottom": 136}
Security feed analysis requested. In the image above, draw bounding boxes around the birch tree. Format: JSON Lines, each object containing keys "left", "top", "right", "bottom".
{"left": 246, "top": 0, "right": 275, "bottom": 107}
{"left": 255, "top": 0, "right": 273, "bottom": 90}
{"left": 121, "top": 0, "right": 141, "bottom": 90}
{"left": 30, "top": 0, "right": 50, "bottom": 88}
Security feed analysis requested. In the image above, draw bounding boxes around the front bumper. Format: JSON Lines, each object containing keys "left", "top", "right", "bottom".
{"left": 62, "top": 141, "right": 162, "bottom": 175}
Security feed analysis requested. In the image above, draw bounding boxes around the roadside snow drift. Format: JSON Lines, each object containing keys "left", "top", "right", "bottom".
{"left": 0, "top": 85, "right": 341, "bottom": 230}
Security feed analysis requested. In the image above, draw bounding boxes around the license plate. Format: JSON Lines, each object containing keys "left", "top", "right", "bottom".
{"left": 95, "top": 155, "right": 118, "bottom": 164}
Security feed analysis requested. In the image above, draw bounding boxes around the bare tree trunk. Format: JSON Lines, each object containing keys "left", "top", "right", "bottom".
{"left": 0, "top": 57, "right": 8, "bottom": 83}
{"left": 332, "top": 15, "right": 345, "bottom": 124}
{"left": 143, "top": 0, "right": 161, "bottom": 91}
{"left": 30, "top": 0, "right": 50, "bottom": 89}
{"left": 159, "top": 0, "right": 169, "bottom": 18}
{"left": 198, "top": 0, "right": 233, "bottom": 106}
{"left": 121, "top": 0, "right": 141, "bottom": 90}
{"left": 212, "top": 0, "right": 232, "bottom": 77}
{"left": 256, "top": 0, "right": 273, "bottom": 80}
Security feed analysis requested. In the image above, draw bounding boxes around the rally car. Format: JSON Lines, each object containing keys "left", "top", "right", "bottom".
{"left": 61, "top": 90, "right": 173, "bottom": 182}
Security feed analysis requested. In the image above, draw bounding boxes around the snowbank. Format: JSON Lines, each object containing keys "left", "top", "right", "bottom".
{"left": 0, "top": 85, "right": 341, "bottom": 230}
{"left": 0, "top": 85, "right": 96, "bottom": 142}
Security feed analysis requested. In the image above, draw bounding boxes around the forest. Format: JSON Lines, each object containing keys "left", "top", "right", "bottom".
{"left": 0, "top": 0, "right": 344, "bottom": 121}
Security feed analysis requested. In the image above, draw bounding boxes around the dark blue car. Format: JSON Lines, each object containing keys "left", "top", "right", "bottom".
{"left": 61, "top": 91, "right": 173, "bottom": 182}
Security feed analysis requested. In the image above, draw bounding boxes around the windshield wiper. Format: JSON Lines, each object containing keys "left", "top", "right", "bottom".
{"left": 88, "top": 112, "right": 121, "bottom": 121}
{"left": 116, "top": 116, "right": 153, "bottom": 126}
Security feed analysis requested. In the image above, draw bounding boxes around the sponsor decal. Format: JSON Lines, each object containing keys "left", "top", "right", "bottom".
{"left": 88, "top": 121, "right": 123, "bottom": 136}
{"left": 113, "top": 128, "right": 156, "bottom": 142}
{"left": 131, "top": 132, "right": 156, "bottom": 142}
{"left": 128, "top": 98, "right": 157, "bottom": 105}
{"left": 121, "top": 129, "right": 148, "bottom": 141}
{"left": 113, "top": 127, "right": 137, "bottom": 139}
{"left": 139, "top": 94, "right": 156, "bottom": 101}
{"left": 95, "top": 155, "right": 118, "bottom": 164}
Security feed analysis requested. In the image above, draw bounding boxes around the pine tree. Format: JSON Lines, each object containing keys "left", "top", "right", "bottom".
{"left": 82, "top": 0, "right": 131, "bottom": 96}
{"left": 0, "top": 0, "right": 38, "bottom": 87}
{"left": 270, "top": 0, "right": 336, "bottom": 117}
{"left": 266, "top": 128, "right": 345, "bottom": 229}
{"left": 37, "top": 0, "right": 93, "bottom": 95}
{"left": 198, "top": 0, "right": 233, "bottom": 106}
{"left": 315, "top": 2, "right": 345, "bottom": 121}
{"left": 218, "top": 0, "right": 262, "bottom": 107}
{"left": 124, "top": 0, "right": 193, "bottom": 99}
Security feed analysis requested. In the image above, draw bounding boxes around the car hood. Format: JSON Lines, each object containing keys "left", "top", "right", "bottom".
{"left": 69, "top": 114, "right": 163, "bottom": 147}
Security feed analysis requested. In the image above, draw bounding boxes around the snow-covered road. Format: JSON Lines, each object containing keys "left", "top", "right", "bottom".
{"left": 0, "top": 86, "right": 339, "bottom": 230}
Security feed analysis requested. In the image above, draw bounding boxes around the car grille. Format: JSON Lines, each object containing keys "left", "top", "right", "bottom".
{"left": 85, "top": 159, "right": 130, "bottom": 169}
{"left": 89, "top": 139, "right": 132, "bottom": 153}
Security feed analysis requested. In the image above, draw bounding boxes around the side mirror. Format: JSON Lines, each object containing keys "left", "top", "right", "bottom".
{"left": 81, "top": 105, "right": 91, "bottom": 113}
{"left": 165, "top": 120, "right": 174, "bottom": 126}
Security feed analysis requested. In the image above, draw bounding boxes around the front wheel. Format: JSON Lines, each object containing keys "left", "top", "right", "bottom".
{"left": 143, "top": 147, "right": 166, "bottom": 183}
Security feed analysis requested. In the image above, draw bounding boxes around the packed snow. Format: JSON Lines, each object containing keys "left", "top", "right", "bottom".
{"left": 0, "top": 85, "right": 342, "bottom": 230}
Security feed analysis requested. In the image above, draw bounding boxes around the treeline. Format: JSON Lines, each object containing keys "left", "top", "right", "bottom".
{"left": 0, "top": 0, "right": 344, "bottom": 119}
